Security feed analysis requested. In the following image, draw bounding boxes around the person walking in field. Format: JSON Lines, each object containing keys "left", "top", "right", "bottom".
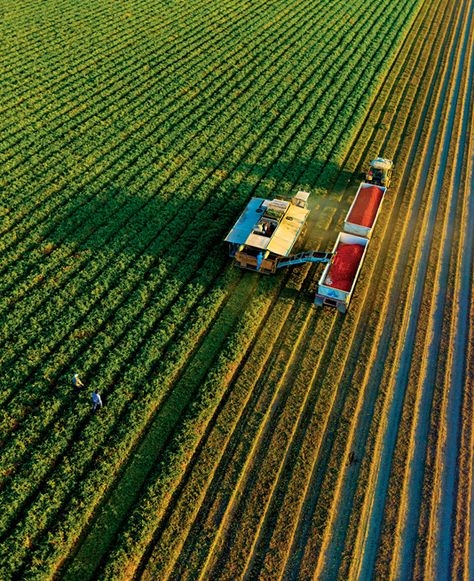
{"left": 91, "top": 389, "right": 102, "bottom": 413}
{"left": 72, "top": 373, "right": 85, "bottom": 390}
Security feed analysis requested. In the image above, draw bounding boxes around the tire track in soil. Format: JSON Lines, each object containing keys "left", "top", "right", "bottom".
{"left": 340, "top": 0, "right": 470, "bottom": 576}
{"left": 390, "top": 2, "right": 474, "bottom": 578}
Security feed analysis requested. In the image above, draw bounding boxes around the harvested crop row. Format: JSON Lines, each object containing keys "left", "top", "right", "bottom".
{"left": 415, "top": 15, "right": 474, "bottom": 578}
{"left": 450, "top": 90, "right": 474, "bottom": 580}
{"left": 311, "top": 0, "right": 464, "bottom": 577}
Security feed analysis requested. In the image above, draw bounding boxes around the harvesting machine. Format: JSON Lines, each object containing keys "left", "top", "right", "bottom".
{"left": 225, "top": 191, "right": 332, "bottom": 274}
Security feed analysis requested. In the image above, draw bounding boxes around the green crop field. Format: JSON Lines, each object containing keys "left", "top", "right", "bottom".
{"left": 2, "top": 0, "right": 473, "bottom": 579}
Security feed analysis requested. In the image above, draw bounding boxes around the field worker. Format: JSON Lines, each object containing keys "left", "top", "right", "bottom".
{"left": 256, "top": 251, "right": 263, "bottom": 271}
{"left": 91, "top": 389, "right": 103, "bottom": 413}
{"left": 72, "top": 373, "right": 85, "bottom": 390}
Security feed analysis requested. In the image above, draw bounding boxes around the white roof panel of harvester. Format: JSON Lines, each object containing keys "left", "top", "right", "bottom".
{"left": 225, "top": 196, "right": 309, "bottom": 257}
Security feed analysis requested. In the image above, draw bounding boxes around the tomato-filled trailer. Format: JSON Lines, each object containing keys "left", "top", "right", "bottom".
{"left": 314, "top": 233, "right": 369, "bottom": 313}
{"left": 343, "top": 182, "right": 387, "bottom": 238}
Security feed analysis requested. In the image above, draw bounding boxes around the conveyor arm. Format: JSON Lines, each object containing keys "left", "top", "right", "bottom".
{"left": 276, "top": 251, "right": 333, "bottom": 269}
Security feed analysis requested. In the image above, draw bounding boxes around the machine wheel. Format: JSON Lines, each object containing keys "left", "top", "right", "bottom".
{"left": 314, "top": 297, "right": 324, "bottom": 308}
{"left": 337, "top": 303, "right": 347, "bottom": 313}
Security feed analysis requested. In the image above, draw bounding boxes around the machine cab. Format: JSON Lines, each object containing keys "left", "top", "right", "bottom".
{"left": 291, "top": 190, "right": 310, "bottom": 209}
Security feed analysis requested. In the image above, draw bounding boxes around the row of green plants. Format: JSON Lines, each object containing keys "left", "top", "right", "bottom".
{"left": 96, "top": 275, "right": 286, "bottom": 580}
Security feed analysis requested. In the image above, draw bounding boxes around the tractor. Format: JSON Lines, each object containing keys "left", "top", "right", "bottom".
{"left": 366, "top": 157, "right": 393, "bottom": 187}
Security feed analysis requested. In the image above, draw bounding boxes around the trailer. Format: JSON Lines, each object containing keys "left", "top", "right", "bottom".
{"left": 343, "top": 182, "right": 387, "bottom": 238}
{"left": 314, "top": 232, "right": 369, "bottom": 313}
{"left": 225, "top": 191, "right": 313, "bottom": 273}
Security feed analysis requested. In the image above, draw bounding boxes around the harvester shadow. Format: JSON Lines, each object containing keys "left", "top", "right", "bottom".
{"left": 42, "top": 157, "right": 359, "bottom": 283}
{"left": 43, "top": 159, "right": 359, "bottom": 255}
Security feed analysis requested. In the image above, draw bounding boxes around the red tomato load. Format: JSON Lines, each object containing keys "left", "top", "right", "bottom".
{"left": 347, "top": 185, "right": 384, "bottom": 227}
{"left": 324, "top": 243, "right": 365, "bottom": 291}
